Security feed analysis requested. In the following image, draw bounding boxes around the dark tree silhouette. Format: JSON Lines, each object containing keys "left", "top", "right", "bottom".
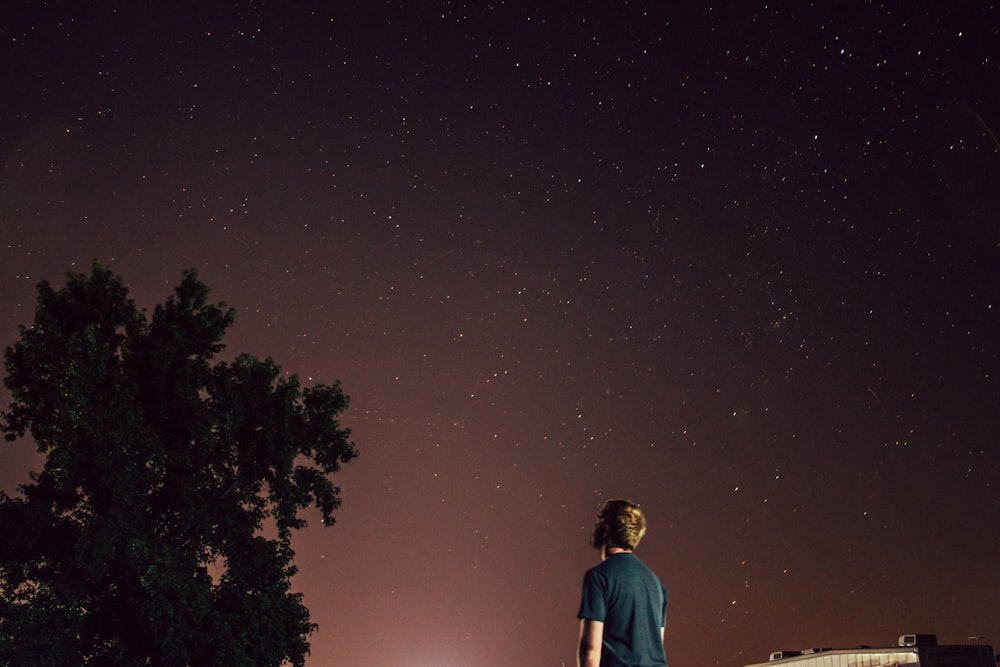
{"left": 0, "top": 264, "right": 357, "bottom": 667}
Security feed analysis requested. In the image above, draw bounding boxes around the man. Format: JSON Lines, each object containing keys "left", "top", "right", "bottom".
{"left": 577, "top": 499, "right": 668, "bottom": 667}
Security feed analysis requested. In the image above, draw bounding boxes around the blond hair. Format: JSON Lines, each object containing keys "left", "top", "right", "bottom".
{"left": 592, "top": 498, "right": 647, "bottom": 551}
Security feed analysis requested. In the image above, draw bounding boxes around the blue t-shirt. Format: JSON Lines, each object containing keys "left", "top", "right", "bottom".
{"left": 578, "top": 552, "right": 668, "bottom": 667}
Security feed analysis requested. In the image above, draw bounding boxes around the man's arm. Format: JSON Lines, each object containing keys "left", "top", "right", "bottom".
{"left": 577, "top": 618, "right": 604, "bottom": 667}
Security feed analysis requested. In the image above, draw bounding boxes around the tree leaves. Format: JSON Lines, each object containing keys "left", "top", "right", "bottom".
{"left": 0, "top": 262, "right": 357, "bottom": 666}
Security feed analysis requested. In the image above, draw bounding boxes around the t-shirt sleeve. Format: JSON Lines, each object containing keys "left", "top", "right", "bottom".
{"left": 577, "top": 569, "right": 607, "bottom": 621}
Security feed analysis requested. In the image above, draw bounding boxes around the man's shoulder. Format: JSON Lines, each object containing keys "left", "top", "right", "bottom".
{"left": 582, "top": 555, "right": 625, "bottom": 583}
{"left": 611, "top": 554, "right": 665, "bottom": 587}
{"left": 586, "top": 553, "right": 661, "bottom": 579}
{"left": 589, "top": 553, "right": 639, "bottom": 576}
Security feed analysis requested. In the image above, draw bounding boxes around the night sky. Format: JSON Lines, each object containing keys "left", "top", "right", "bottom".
{"left": 2, "top": 2, "right": 999, "bottom": 666}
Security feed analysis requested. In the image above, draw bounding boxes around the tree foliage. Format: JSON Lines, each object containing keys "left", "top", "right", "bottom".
{"left": 0, "top": 264, "right": 357, "bottom": 666}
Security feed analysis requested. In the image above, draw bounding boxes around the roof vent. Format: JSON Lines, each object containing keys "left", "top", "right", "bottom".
{"left": 898, "top": 634, "right": 937, "bottom": 647}
{"left": 769, "top": 650, "right": 801, "bottom": 660}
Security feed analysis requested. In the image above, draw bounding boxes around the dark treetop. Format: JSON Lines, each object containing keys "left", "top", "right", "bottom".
{"left": 0, "top": 263, "right": 357, "bottom": 667}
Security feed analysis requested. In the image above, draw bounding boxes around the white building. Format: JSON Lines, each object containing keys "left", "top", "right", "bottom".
{"left": 744, "top": 634, "right": 996, "bottom": 667}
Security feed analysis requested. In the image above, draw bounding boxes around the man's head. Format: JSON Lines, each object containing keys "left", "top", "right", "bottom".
{"left": 591, "top": 498, "right": 647, "bottom": 551}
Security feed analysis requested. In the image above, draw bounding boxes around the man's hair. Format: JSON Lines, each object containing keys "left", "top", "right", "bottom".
{"left": 591, "top": 498, "right": 647, "bottom": 551}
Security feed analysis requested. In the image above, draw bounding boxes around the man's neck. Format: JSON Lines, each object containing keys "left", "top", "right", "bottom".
{"left": 602, "top": 545, "right": 633, "bottom": 560}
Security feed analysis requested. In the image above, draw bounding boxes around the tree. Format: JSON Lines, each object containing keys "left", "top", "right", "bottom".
{"left": 0, "top": 263, "right": 357, "bottom": 667}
